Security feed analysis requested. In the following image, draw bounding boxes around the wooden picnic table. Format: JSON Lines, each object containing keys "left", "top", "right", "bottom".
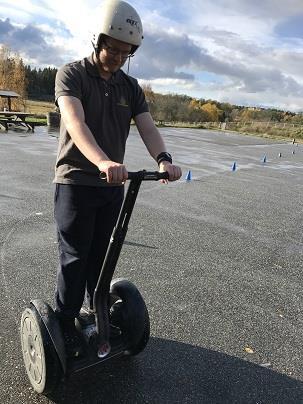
{"left": 0, "top": 111, "right": 36, "bottom": 132}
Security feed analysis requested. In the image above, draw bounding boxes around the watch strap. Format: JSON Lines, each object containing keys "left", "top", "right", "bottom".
{"left": 156, "top": 152, "right": 172, "bottom": 166}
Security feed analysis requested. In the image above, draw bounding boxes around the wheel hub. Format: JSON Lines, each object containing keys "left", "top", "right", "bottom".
{"left": 27, "top": 335, "right": 36, "bottom": 363}
{"left": 21, "top": 313, "right": 44, "bottom": 384}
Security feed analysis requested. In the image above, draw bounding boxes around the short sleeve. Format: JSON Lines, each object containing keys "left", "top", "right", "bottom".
{"left": 132, "top": 82, "right": 149, "bottom": 118}
{"left": 55, "top": 64, "right": 82, "bottom": 106}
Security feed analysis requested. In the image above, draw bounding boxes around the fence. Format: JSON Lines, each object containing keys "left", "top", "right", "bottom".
{"left": 205, "top": 121, "right": 303, "bottom": 140}
{"left": 201, "top": 121, "right": 303, "bottom": 130}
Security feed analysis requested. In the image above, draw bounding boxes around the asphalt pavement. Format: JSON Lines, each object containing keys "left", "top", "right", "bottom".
{"left": 0, "top": 126, "right": 303, "bottom": 403}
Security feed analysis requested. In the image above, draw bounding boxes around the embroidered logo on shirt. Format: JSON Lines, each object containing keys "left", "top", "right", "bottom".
{"left": 117, "top": 96, "right": 129, "bottom": 107}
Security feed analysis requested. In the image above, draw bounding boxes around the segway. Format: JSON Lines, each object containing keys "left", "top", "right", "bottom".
{"left": 20, "top": 170, "right": 168, "bottom": 395}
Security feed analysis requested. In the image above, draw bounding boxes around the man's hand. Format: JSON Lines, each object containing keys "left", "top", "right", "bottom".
{"left": 159, "top": 161, "right": 182, "bottom": 184}
{"left": 98, "top": 160, "right": 128, "bottom": 184}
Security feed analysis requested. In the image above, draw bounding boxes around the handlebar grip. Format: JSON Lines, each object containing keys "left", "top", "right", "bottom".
{"left": 127, "top": 171, "right": 169, "bottom": 180}
{"left": 99, "top": 171, "right": 169, "bottom": 181}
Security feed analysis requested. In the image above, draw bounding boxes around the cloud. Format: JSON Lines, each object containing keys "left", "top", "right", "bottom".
{"left": 0, "top": 18, "right": 70, "bottom": 66}
{"left": 199, "top": 0, "right": 303, "bottom": 19}
{"left": 0, "top": 17, "right": 11, "bottom": 36}
{"left": 1, "top": 1, "right": 303, "bottom": 111}
{"left": 275, "top": 14, "right": 303, "bottom": 39}
{"left": 131, "top": 30, "right": 203, "bottom": 81}
{"left": 130, "top": 26, "right": 303, "bottom": 103}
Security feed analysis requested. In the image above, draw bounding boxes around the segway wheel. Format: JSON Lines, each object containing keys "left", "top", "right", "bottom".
{"left": 124, "top": 306, "right": 150, "bottom": 356}
{"left": 20, "top": 305, "right": 62, "bottom": 394}
{"left": 110, "top": 279, "right": 150, "bottom": 356}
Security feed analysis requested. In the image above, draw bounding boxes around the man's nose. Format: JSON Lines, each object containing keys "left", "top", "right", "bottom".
{"left": 113, "top": 52, "right": 125, "bottom": 62}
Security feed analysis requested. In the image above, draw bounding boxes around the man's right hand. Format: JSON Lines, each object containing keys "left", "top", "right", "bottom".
{"left": 97, "top": 160, "right": 128, "bottom": 184}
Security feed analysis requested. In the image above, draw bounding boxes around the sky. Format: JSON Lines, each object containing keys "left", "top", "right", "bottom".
{"left": 0, "top": 0, "right": 303, "bottom": 112}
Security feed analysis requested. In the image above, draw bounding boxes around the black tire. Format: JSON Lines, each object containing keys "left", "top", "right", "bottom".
{"left": 110, "top": 279, "right": 150, "bottom": 356}
{"left": 20, "top": 305, "right": 62, "bottom": 394}
{"left": 125, "top": 306, "right": 150, "bottom": 356}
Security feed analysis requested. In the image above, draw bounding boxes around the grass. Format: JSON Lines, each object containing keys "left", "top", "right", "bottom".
{"left": 227, "top": 124, "right": 303, "bottom": 142}
{"left": 23, "top": 99, "right": 56, "bottom": 125}
{"left": 25, "top": 116, "right": 48, "bottom": 125}
{"left": 177, "top": 121, "right": 303, "bottom": 142}
{"left": 25, "top": 99, "right": 55, "bottom": 114}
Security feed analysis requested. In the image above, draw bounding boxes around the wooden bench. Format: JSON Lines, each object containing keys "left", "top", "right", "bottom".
{"left": 0, "top": 111, "right": 35, "bottom": 132}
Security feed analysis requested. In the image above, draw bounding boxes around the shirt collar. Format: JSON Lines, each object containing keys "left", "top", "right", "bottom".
{"left": 85, "top": 53, "right": 123, "bottom": 84}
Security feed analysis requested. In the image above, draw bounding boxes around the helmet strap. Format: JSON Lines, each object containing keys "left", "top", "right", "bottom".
{"left": 127, "top": 56, "right": 131, "bottom": 74}
{"left": 91, "top": 41, "right": 98, "bottom": 56}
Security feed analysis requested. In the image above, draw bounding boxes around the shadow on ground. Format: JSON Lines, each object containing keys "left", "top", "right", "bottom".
{"left": 47, "top": 337, "right": 303, "bottom": 404}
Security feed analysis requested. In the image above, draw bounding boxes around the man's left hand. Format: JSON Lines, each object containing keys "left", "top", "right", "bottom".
{"left": 159, "top": 161, "right": 182, "bottom": 183}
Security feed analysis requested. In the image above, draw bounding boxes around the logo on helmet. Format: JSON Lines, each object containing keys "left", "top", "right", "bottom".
{"left": 126, "top": 18, "right": 139, "bottom": 28}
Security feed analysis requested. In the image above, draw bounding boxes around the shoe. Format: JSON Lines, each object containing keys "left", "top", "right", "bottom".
{"left": 80, "top": 306, "right": 94, "bottom": 316}
{"left": 58, "top": 317, "right": 84, "bottom": 358}
{"left": 78, "top": 307, "right": 95, "bottom": 328}
{"left": 80, "top": 307, "right": 121, "bottom": 337}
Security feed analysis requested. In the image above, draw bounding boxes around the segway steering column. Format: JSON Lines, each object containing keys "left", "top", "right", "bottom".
{"left": 94, "top": 170, "right": 169, "bottom": 358}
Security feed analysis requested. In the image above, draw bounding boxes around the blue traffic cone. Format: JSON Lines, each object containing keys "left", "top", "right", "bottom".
{"left": 232, "top": 162, "right": 237, "bottom": 171}
{"left": 185, "top": 170, "right": 192, "bottom": 181}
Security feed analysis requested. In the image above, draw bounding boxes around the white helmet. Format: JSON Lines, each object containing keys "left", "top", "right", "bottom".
{"left": 92, "top": 0, "right": 144, "bottom": 54}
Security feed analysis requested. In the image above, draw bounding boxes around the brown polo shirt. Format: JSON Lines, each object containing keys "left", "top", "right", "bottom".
{"left": 54, "top": 54, "right": 149, "bottom": 186}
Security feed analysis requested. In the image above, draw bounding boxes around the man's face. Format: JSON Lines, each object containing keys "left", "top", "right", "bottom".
{"left": 99, "top": 37, "right": 132, "bottom": 73}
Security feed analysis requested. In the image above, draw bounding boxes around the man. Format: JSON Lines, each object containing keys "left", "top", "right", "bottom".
{"left": 54, "top": 0, "right": 182, "bottom": 356}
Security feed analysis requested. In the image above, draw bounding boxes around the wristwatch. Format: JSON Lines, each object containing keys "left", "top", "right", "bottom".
{"left": 156, "top": 152, "right": 172, "bottom": 166}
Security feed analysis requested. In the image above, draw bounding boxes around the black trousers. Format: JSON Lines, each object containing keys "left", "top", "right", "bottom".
{"left": 54, "top": 184, "right": 124, "bottom": 319}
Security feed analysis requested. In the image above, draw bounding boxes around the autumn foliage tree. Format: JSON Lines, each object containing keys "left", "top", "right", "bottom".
{"left": 201, "top": 102, "right": 221, "bottom": 122}
{"left": 0, "top": 45, "right": 27, "bottom": 110}
{"left": 141, "top": 83, "right": 156, "bottom": 116}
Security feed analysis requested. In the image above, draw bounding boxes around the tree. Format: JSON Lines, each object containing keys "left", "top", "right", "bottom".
{"left": 229, "top": 108, "right": 240, "bottom": 122}
{"left": 188, "top": 99, "right": 209, "bottom": 122}
{"left": 238, "top": 109, "right": 255, "bottom": 122}
{"left": 0, "top": 45, "right": 27, "bottom": 110}
{"left": 0, "top": 46, "right": 10, "bottom": 90}
{"left": 141, "top": 83, "right": 156, "bottom": 116}
{"left": 24, "top": 66, "right": 57, "bottom": 101}
{"left": 201, "top": 102, "right": 221, "bottom": 122}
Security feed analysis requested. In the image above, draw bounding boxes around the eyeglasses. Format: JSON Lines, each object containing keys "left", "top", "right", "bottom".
{"left": 102, "top": 42, "right": 133, "bottom": 59}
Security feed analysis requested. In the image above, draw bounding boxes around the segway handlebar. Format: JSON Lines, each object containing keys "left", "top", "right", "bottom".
{"left": 100, "top": 170, "right": 169, "bottom": 181}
